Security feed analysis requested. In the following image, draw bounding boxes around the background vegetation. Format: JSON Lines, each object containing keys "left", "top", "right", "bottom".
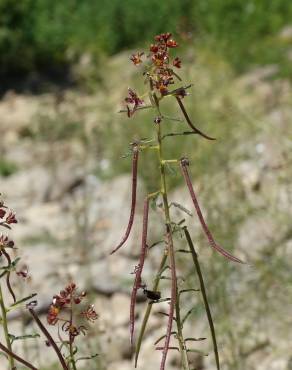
{"left": 1, "top": 0, "right": 292, "bottom": 82}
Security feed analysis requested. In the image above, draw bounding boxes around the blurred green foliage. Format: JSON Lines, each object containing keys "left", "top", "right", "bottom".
{"left": 0, "top": 158, "right": 17, "bottom": 177}
{"left": 0, "top": 0, "right": 291, "bottom": 79}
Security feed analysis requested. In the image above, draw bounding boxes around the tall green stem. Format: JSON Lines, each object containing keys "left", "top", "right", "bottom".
{"left": 0, "top": 282, "right": 15, "bottom": 369}
{"left": 157, "top": 123, "right": 190, "bottom": 370}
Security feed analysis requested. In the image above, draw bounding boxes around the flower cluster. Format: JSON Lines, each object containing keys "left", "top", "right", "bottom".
{"left": 0, "top": 200, "right": 17, "bottom": 229}
{"left": 125, "top": 88, "right": 144, "bottom": 117}
{"left": 129, "top": 32, "right": 182, "bottom": 99}
{"left": 47, "top": 283, "right": 85, "bottom": 324}
{"left": 47, "top": 283, "right": 98, "bottom": 341}
{"left": 0, "top": 199, "right": 16, "bottom": 253}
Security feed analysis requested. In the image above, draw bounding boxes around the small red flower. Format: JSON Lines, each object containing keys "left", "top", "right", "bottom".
{"left": 81, "top": 305, "right": 98, "bottom": 323}
{"left": 166, "top": 39, "right": 178, "bottom": 48}
{"left": 173, "top": 57, "right": 182, "bottom": 68}
{"left": 47, "top": 305, "right": 60, "bottom": 325}
{"left": 130, "top": 52, "right": 144, "bottom": 66}
{"left": 155, "top": 33, "right": 172, "bottom": 42}
{"left": 5, "top": 211, "right": 17, "bottom": 224}
{"left": 16, "top": 265, "right": 29, "bottom": 279}
{"left": 0, "top": 234, "right": 14, "bottom": 248}
{"left": 0, "top": 209, "right": 6, "bottom": 218}
{"left": 150, "top": 44, "right": 159, "bottom": 53}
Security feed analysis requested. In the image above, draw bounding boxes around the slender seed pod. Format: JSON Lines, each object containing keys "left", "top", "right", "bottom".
{"left": 160, "top": 224, "right": 177, "bottom": 370}
{"left": 130, "top": 197, "right": 149, "bottom": 345}
{"left": 0, "top": 341, "right": 38, "bottom": 370}
{"left": 176, "top": 97, "right": 216, "bottom": 141}
{"left": 28, "top": 308, "right": 69, "bottom": 370}
{"left": 180, "top": 158, "right": 244, "bottom": 263}
{"left": 110, "top": 145, "right": 139, "bottom": 255}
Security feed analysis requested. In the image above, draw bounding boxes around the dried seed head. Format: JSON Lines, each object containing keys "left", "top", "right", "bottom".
{"left": 130, "top": 52, "right": 144, "bottom": 65}
{"left": 154, "top": 116, "right": 162, "bottom": 124}
{"left": 180, "top": 157, "right": 190, "bottom": 167}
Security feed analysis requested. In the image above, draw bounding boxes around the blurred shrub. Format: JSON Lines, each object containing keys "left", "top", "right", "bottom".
{"left": 0, "top": 0, "right": 291, "bottom": 79}
{"left": 0, "top": 158, "right": 17, "bottom": 177}
{"left": 192, "top": 0, "right": 292, "bottom": 70}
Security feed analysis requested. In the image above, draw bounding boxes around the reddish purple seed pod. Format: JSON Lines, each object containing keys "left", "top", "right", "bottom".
{"left": 180, "top": 158, "right": 244, "bottom": 264}
{"left": 110, "top": 145, "right": 139, "bottom": 255}
{"left": 130, "top": 197, "right": 149, "bottom": 346}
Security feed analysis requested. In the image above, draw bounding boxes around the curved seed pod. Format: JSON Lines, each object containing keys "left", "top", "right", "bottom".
{"left": 110, "top": 145, "right": 139, "bottom": 255}
{"left": 130, "top": 197, "right": 149, "bottom": 346}
{"left": 160, "top": 225, "right": 177, "bottom": 370}
{"left": 180, "top": 158, "right": 244, "bottom": 264}
{"left": 176, "top": 97, "right": 216, "bottom": 141}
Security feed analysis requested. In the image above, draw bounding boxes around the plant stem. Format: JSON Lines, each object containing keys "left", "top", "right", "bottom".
{"left": 0, "top": 282, "right": 15, "bottom": 369}
{"left": 157, "top": 123, "right": 190, "bottom": 370}
{"left": 69, "top": 296, "right": 77, "bottom": 370}
{"left": 69, "top": 343, "right": 77, "bottom": 370}
{"left": 183, "top": 227, "right": 220, "bottom": 370}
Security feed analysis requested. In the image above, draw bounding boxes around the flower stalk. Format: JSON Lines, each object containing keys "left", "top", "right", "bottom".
{"left": 0, "top": 282, "right": 15, "bottom": 369}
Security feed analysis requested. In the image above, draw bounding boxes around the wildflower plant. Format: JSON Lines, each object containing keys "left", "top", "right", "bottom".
{"left": 111, "top": 33, "right": 244, "bottom": 370}
{"left": 0, "top": 196, "right": 38, "bottom": 370}
{"left": 28, "top": 283, "right": 98, "bottom": 370}
{"left": 0, "top": 196, "right": 98, "bottom": 370}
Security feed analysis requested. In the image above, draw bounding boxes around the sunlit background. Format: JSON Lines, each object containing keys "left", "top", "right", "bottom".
{"left": 0, "top": 1, "right": 292, "bottom": 369}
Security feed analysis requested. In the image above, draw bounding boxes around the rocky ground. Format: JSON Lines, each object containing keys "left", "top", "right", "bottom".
{"left": 0, "top": 51, "right": 291, "bottom": 370}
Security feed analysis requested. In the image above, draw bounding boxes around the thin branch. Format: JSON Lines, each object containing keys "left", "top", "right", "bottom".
{"left": 180, "top": 158, "right": 244, "bottom": 264}
{"left": 176, "top": 97, "right": 216, "bottom": 141}
{"left": 0, "top": 341, "right": 38, "bottom": 370}
{"left": 161, "top": 131, "right": 197, "bottom": 140}
{"left": 154, "top": 332, "right": 177, "bottom": 345}
{"left": 130, "top": 197, "right": 149, "bottom": 346}
{"left": 110, "top": 145, "right": 139, "bottom": 254}
{"left": 183, "top": 227, "right": 220, "bottom": 370}
{"left": 118, "top": 105, "right": 153, "bottom": 113}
